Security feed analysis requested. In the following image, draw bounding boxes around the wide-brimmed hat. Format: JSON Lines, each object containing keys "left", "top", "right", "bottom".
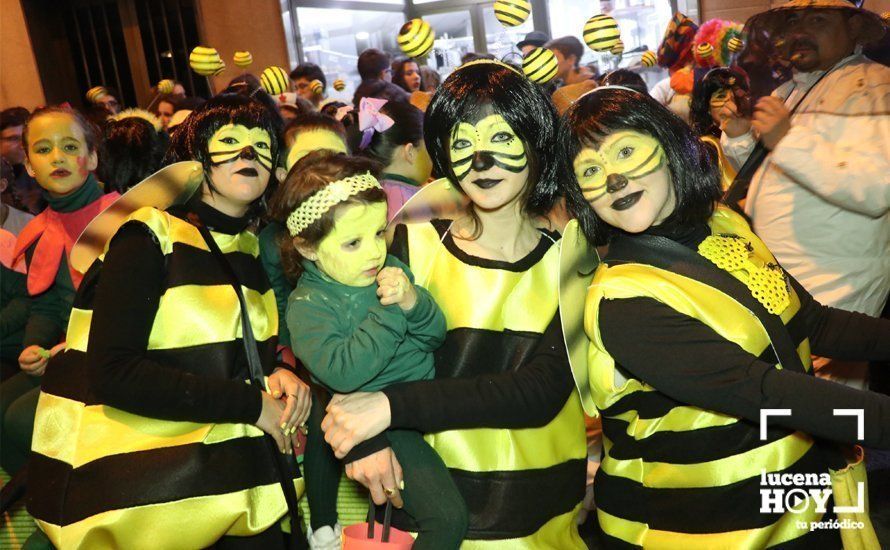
{"left": 747, "top": 0, "right": 887, "bottom": 45}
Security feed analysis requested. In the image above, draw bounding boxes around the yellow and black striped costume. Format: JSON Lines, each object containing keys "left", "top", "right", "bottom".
{"left": 583, "top": 207, "right": 832, "bottom": 548}
{"left": 393, "top": 219, "right": 588, "bottom": 549}
{"left": 28, "top": 206, "right": 298, "bottom": 549}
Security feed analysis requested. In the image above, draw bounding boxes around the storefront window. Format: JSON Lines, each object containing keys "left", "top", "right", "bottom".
{"left": 423, "top": 11, "right": 474, "bottom": 78}
{"left": 295, "top": 7, "right": 405, "bottom": 100}
{"left": 482, "top": 3, "right": 534, "bottom": 64}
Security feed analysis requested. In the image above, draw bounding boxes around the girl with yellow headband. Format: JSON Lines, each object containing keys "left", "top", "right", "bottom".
{"left": 276, "top": 151, "right": 466, "bottom": 549}
{"left": 550, "top": 86, "right": 890, "bottom": 548}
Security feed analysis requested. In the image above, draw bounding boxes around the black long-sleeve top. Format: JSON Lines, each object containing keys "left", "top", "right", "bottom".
{"left": 85, "top": 201, "right": 263, "bottom": 425}
{"left": 383, "top": 222, "right": 890, "bottom": 449}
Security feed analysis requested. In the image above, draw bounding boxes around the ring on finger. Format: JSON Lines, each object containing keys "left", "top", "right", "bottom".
{"left": 384, "top": 487, "right": 395, "bottom": 496}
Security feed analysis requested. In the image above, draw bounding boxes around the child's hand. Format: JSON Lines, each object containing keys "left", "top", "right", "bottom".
{"left": 376, "top": 267, "right": 417, "bottom": 312}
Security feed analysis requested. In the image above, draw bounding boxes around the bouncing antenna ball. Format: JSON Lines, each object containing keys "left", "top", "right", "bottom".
{"left": 260, "top": 66, "right": 291, "bottom": 95}
{"left": 584, "top": 14, "right": 621, "bottom": 51}
{"left": 398, "top": 19, "right": 435, "bottom": 58}
{"left": 522, "top": 47, "right": 559, "bottom": 84}
{"left": 494, "top": 0, "right": 531, "bottom": 27}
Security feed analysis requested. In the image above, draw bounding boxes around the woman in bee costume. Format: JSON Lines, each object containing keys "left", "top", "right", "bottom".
{"left": 552, "top": 86, "right": 890, "bottom": 548}
{"left": 27, "top": 94, "right": 312, "bottom": 549}
{"left": 319, "top": 60, "right": 588, "bottom": 549}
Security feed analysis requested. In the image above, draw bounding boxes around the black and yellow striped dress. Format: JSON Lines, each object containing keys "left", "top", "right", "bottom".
{"left": 583, "top": 207, "right": 837, "bottom": 548}
{"left": 28, "top": 205, "right": 297, "bottom": 549}
{"left": 392, "top": 219, "right": 588, "bottom": 549}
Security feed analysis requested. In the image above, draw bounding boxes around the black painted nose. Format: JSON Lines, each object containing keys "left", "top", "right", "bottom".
{"left": 471, "top": 151, "right": 496, "bottom": 172}
{"left": 606, "top": 173, "right": 628, "bottom": 193}
{"left": 239, "top": 146, "right": 257, "bottom": 161}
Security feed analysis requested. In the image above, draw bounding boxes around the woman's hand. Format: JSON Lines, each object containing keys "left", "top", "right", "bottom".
{"left": 344, "top": 447, "right": 404, "bottom": 507}
{"left": 255, "top": 391, "right": 290, "bottom": 454}
{"left": 268, "top": 368, "right": 312, "bottom": 444}
{"left": 321, "top": 392, "right": 392, "bottom": 458}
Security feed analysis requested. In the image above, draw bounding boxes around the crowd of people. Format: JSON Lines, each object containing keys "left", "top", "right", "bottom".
{"left": 1, "top": 0, "right": 889, "bottom": 548}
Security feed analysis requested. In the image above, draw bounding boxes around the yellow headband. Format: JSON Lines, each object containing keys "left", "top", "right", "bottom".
{"left": 286, "top": 172, "right": 382, "bottom": 237}
{"left": 455, "top": 58, "right": 523, "bottom": 77}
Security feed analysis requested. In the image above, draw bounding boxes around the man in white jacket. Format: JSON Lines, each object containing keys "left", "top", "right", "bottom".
{"left": 721, "top": 0, "right": 889, "bottom": 389}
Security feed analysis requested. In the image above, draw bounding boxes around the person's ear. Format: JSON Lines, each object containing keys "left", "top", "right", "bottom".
{"left": 293, "top": 237, "right": 318, "bottom": 261}
{"left": 403, "top": 143, "right": 417, "bottom": 164}
{"left": 24, "top": 157, "right": 35, "bottom": 178}
{"left": 276, "top": 166, "right": 287, "bottom": 182}
{"left": 86, "top": 150, "right": 99, "bottom": 172}
{"left": 847, "top": 13, "right": 865, "bottom": 42}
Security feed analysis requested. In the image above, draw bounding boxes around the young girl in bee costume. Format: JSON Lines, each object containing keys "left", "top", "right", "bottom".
{"left": 319, "top": 60, "right": 588, "bottom": 549}
{"left": 554, "top": 86, "right": 890, "bottom": 548}
{"left": 27, "top": 94, "right": 312, "bottom": 550}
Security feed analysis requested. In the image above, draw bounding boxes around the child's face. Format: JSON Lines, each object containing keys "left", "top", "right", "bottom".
{"left": 312, "top": 202, "right": 388, "bottom": 287}
{"left": 25, "top": 112, "right": 97, "bottom": 196}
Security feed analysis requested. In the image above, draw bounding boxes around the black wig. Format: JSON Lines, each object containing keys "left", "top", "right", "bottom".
{"left": 690, "top": 66, "right": 752, "bottom": 138}
{"left": 173, "top": 93, "right": 284, "bottom": 216}
{"left": 547, "top": 87, "right": 721, "bottom": 246}
{"left": 423, "top": 61, "right": 559, "bottom": 217}
{"left": 98, "top": 117, "right": 169, "bottom": 193}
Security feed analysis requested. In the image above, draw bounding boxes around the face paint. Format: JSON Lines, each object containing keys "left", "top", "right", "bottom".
{"left": 286, "top": 129, "right": 348, "bottom": 170}
{"left": 208, "top": 123, "right": 274, "bottom": 172}
{"left": 709, "top": 88, "right": 732, "bottom": 110}
{"left": 25, "top": 112, "right": 96, "bottom": 196}
{"left": 313, "top": 202, "right": 388, "bottom": 287}
{"left": 573, "top": 130, "right": 674, "bottom": 234}
{"left": 204, "top": 124, "right": 273, "bottom": 216}
{"left": 449, "top": 114, "right": 527, "bottom": 181}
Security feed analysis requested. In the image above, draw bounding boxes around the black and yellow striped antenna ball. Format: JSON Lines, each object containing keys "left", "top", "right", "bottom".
{"left": 333, "top": 78, "right": 346, "bottom": 92}
{"left": 260, "top": 66, "right": 290, "bottom": 95}
{"left": 398, "top": 19, "right": 435, "bottom": 59}
{"left": 310, "top": 79, "right": 324, "bottom": 95}
{"left": 522, "top": 47, "right": 558, "bottom": 84}
{"left": 493, "top": 0, "right": 531, "bottom": 27}
{"left": 641, "top": 50, "right": 657, "bottom": 67}
{"left": 189, "top": 46, "right": 225, "bottom": 76}
{"left": 610, "top": 39, "right": 624, "bottom": 56}
{"left": 727, "top": 37, "right": 744, "bottom": 53}
{"left": 583, "top": 14, "right": 621, "bottom": 52}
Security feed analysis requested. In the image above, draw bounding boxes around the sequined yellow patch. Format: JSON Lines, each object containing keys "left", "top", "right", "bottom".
{"left": 698, "top": 234, "right": 790, "bottom": 315}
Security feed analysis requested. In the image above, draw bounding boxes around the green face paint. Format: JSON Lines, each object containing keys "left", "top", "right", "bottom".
{"left": 286, "top": 129, "right": 348, "bottom": 170}
{"left": 314, "top": 202, "right": 388, "bottom": 287}
{"left": 448, "top": 114, "right": 527, "bottom": 181}
{"left": 208, "top": 124, "right": 273, "bottom": 172}
{"left": 572, "top": 130, "right": 665, "bottom": 204}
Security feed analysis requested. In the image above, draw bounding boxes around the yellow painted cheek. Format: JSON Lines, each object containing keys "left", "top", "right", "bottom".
{"left": 313, "top": 202, "right": 388, "bottom": 287}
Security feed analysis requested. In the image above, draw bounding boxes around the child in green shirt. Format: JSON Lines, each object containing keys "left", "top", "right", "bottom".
{"left": 280, "top": 151, "right": 467, "bottom": 550}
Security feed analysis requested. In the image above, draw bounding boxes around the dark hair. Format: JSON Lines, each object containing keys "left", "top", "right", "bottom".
{"left": 419, "top": 66, "right": 441, "bottom": 91}
{"left": 690, "top": 66, "right": 752, "bottom": 137}
{"left": 155, "top": 96, "right": 177, "bottom": 114}
{"left": 349, "top": 101, "right": 423, "bottom": 166}
{"left": 600, "top": 69, "right": 648, "bottom": 95}
{"left": 424, "top": 62, "right": 559, "bottom": 223}
{"left": 283, "top": 112, "right": 347, "bottom": 148}
{"left": 1, "top": 107, "right": 29, "bottom": 131}
{"left": 22, "top": 106, "right": 99, "bottom": 156}
{"left": 547, "top": 88, "right": 721, "bottom": 245}
{"left": 358, "top": 49, "right": 391, "bottom": 80}
{"left": 173, "top": 93, "right": 283, "bottom": 217}
{"left": 270, "top": 151, "right": 385, "bottom": 282}
{"left": 319, "top": 101, "right": 357, "bottom": 128}
{"left": 460, "top": 52, "right": 495, "bottom": 65}
{"left": 98, "top": 116, "right": 169, "bottom": 193}
{"left": 290, "top": 63, "right": 326, "bottom": 90}
{"left": 391, "top": 57, "right": 423, "bottom": 93}
{"left": 175, "top": 96, "right": 206, "bottom": 112}
{"left": 545, "top": 36, "right": 585, "bottom": 67}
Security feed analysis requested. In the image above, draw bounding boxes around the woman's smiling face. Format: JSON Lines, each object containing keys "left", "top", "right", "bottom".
{"left": 572, "top": 130, "right": 676, "bottom": 234}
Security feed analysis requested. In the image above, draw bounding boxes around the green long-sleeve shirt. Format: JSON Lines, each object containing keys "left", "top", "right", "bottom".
{"left": 286, "top": 255, "right": 445, "bottom": 393}
{"left": 258, "top": 221, "right": 294, "bottom": 346}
